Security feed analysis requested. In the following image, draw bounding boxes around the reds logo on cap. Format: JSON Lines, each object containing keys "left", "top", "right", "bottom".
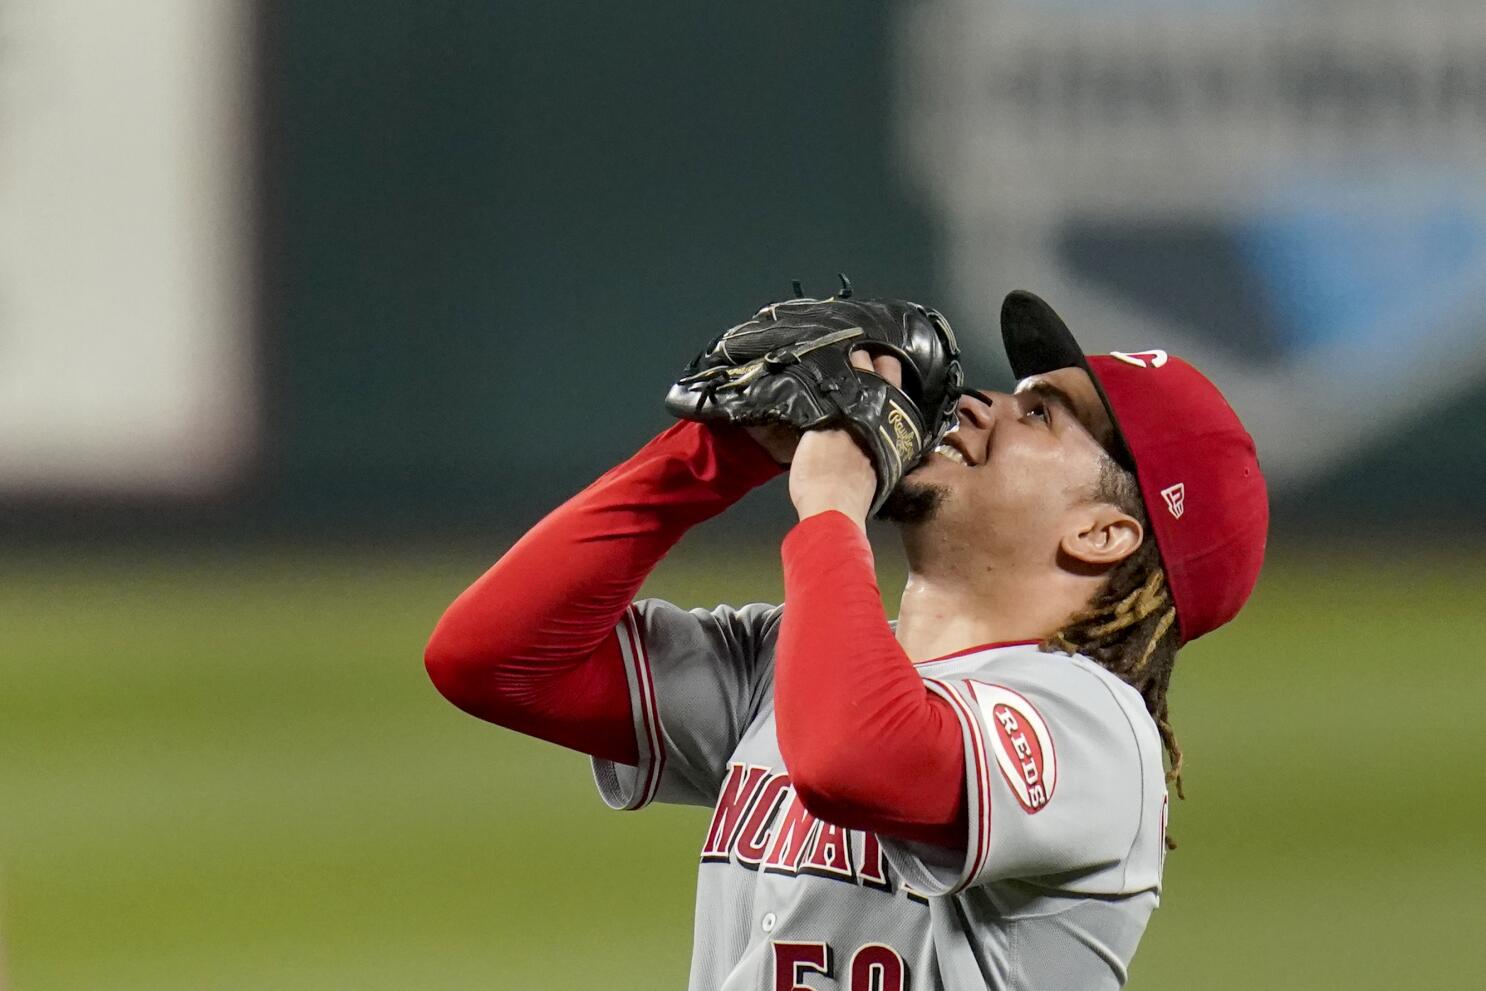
{"left": 1109, "top": 349, "right": 1169, "bottom": 368}
{"left": 969, "top": 682, "right": 1057, "bottom": 813}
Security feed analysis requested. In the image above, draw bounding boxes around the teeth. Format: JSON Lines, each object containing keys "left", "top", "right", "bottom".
{"left": 935, "top": 444, "right": 968, "bottom": 466}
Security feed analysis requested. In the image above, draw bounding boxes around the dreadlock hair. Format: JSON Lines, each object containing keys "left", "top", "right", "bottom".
{"left": 1043, "top": 456, "right": 1185, "bottom": 845}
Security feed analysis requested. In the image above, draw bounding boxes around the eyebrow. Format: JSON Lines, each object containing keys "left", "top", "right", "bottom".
{"left": 1021, "top": 381, "right": 1077, "bottom": 415}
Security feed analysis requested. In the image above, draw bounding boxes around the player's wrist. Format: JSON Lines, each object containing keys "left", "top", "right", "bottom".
{"left": 787, "top": 429, "right": 875, "bottom": 527}
{"left": 791, "top": 494, "right": 870, "bottom": 529}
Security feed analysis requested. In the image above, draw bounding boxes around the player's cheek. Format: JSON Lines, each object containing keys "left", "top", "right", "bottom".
{"left": 975, "top": 453, "right": 1048, "bottom": 515}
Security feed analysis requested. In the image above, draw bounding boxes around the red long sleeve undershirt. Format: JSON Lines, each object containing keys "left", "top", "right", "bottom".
{"left": 424, "top": 421, "right": 780, "bottom": 763}
{"left": 778, "top": 511, "right": 968, "bottom": 849}
{"left": 424, "top": 424, "right": 966, "bottom": 847}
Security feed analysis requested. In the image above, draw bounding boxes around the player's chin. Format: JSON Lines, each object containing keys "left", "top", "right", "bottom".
{"left": 875, "top": 475, "right": 948, "bottom": 525}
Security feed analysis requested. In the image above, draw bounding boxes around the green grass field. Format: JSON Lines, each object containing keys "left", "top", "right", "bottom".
{"left": 2, "top": 540, "right": 1482, "bottom": 989}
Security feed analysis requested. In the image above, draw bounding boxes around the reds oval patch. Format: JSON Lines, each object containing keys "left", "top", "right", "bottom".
{"left": 968, "top": 683, "right": 1057, "bottom": 814}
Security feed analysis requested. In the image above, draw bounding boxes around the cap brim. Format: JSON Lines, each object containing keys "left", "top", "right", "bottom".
{"left": 999, "top": 290, "right": 1136, "bottom": 471}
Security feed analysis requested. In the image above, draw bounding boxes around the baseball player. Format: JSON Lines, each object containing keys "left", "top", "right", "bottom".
{"left": 425, "top": 288, "right": 1268, "bottom": 989}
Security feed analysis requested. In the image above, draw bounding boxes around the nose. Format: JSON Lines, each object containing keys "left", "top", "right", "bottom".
{"left": 955, "top": 389, "right": 1004, "bottom": 430}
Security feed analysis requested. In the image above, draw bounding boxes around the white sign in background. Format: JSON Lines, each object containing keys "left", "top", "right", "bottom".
{"left": 897, "top": 0, "right": 1486, "bottom": 488}
{"left": 0, "top": 0, "right": 255, "bottom": 496}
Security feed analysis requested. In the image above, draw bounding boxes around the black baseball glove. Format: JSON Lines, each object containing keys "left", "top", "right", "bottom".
{"left": 665, "top": 280, "right": 964, "bottom": 515}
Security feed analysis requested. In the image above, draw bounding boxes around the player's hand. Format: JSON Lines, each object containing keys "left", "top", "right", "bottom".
{"left": 744, "top": 423, "right": 800, "bottom": 465}
{"left": 789, "top": 351, "right": 903, "bottom": 528}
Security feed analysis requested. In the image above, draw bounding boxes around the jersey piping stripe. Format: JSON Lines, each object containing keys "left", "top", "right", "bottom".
{"left": 622, "top": 605, "right": 666, "bottom": 810}
{"left": 916, "top": 639, "right": 1041, "bottom": 666}
{"left": 621, "top": 606, "right": 664, "bottom": 809}
{"left": 925, "top": 677, "right": 992, "bottom": 893}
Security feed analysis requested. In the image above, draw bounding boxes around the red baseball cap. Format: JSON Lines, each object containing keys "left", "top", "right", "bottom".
{"left": 1000, "top": 290, "right": 1269, "bottom": 644}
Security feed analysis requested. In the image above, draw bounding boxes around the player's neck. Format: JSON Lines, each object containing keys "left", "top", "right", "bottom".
{"left": 894, "top": 564, "right": 1090, "bottom": 663}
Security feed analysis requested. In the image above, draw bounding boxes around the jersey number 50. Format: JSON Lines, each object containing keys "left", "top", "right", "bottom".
{"left": 774, "top": 941, "right": 908, "bottom": 991}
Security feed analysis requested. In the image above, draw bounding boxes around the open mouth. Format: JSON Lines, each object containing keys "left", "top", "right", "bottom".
{"left": 931, "top": 431, "right": 977, "bottom": 467}
{"left": 933, "top": 443, "right": 969, "bottom": 466}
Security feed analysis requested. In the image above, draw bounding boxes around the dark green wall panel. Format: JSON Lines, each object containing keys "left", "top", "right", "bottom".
{"left": 265, "top": 1, "right": 937, "bottom": 524}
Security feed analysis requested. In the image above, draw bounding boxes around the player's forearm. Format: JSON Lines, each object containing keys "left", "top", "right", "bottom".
{"left": 424, "top": 421, "right": 781, "bottom": 754}
{"left": 776, "top": 511, "right": 967, "bottom": 848}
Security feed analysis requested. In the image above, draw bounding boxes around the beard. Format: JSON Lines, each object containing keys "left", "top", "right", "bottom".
{"left": 875, "top": 477, "right": 949, "bottom": 525}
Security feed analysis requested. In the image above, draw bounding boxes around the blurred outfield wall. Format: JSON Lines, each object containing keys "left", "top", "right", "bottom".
{"left": 2, "top": 0, "right": 1483, "bottom": 534}
{"left": 263, "top": 0, "right": 1486, "bottom": 533}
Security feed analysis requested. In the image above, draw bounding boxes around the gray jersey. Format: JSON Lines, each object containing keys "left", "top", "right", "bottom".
{"left": 591, "top": 599, "right": 1168, "bottom": 990}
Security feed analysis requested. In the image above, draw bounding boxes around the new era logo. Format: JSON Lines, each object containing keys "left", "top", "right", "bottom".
{"left": 1160, "top": 483, "right": 1186, "bottom": 519}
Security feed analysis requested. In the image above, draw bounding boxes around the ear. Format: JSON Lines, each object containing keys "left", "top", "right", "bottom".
{"left": 1059, "top": 505, "right": 1144, "bottom": 568}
